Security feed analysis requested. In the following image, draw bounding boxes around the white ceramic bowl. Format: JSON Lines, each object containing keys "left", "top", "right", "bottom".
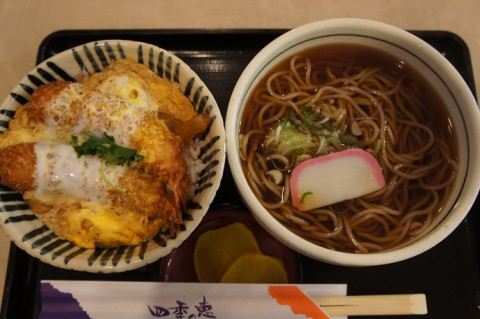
{"left": 0, "top": 40, "right": 225, "bottom": 272}
{"left": 226, "top": 18, "right": 480, "bottom": 266}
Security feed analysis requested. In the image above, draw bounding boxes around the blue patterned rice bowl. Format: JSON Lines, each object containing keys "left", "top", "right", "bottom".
{"left": 0, "top": 40, "right": 225, "bottom": 272}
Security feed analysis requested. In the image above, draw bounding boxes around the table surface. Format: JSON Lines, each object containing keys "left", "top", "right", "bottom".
{"left": 1, "top": 0, "right": 479, "bottom": 308}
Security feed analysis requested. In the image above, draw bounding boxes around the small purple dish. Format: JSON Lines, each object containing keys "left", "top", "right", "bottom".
{"left": 158, "top": 206, "right": 301, "bottom": 283}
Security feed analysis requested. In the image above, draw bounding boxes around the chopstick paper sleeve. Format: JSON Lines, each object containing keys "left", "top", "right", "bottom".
{"left": 39, "top": 281, "right": 346, "bottom": 319}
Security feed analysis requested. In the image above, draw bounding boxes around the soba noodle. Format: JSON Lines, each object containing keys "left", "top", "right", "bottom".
{"left": 239, "top": 44, "right": 457, "bottom": 253}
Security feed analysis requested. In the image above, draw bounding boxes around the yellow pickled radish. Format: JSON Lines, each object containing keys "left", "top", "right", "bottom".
{"left": 194, "top": 222, "right": 261, "bottom": 282}
{"left": 220, "top": 253, "right": 288, "bottom": 283}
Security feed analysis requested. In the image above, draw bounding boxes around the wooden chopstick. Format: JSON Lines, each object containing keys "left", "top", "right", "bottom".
{"left": 311, "top": 294, "right": 427, "bottom": 316}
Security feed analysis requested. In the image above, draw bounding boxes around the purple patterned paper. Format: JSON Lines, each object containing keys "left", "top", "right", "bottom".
{"left": 39, "top": 282, "right": 92, "bottom": 319}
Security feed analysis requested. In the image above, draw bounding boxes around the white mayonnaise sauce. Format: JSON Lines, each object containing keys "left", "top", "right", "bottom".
{"left": 33, "top": 143, "right": 126, "bottom": 204}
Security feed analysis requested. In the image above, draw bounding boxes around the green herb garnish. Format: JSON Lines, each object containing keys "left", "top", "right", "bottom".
{"left": 71, "top": 132, "right": 144, "bottom": 165}
{"left": 300, "top": 191, "right": 313, "bottom": 204}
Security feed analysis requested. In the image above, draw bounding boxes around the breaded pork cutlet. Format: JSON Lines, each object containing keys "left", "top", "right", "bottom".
{"left": 0, "top": 142, "right": 179, "bottom": 248}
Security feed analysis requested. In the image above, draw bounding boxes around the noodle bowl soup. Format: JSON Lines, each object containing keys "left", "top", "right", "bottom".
{"left": 239, "top": 44, "right": 457, "bottom": 254}
{"left": 226, "top": 19, "right": 480, "bottom": 266}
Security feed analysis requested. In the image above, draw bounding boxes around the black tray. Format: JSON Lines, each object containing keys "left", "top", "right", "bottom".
{"left": 1, "top": 29, "right": 479, "bottom": 319}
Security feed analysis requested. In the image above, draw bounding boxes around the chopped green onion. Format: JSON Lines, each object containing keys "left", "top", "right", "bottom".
{"left": 280, "top": 115, "right": 291, "bottom": 129}
{"left": 98, "top": 168, "right": 125, "bottom": 194}
{"left": 300, "top": 191, "right": 313, "bottom": 204}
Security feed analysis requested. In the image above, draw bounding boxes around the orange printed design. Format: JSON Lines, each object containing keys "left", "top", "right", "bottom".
{"left": 268, "top": 286, "right": 331, "bottom": 319}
